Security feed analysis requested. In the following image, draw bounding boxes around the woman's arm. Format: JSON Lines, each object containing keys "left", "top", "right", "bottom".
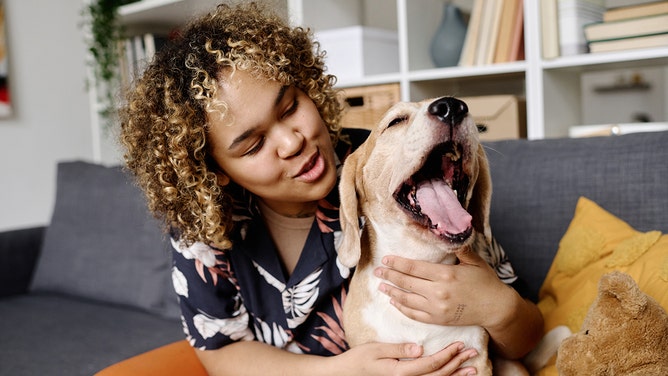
{"left": 196, "top": 339, "right": 480, "bottom": 376}
{"left": 375, "top": 250, "right": 544, "bottom": 360}
{"left": 480, "top": 283, "right": 543, "bottom": 359}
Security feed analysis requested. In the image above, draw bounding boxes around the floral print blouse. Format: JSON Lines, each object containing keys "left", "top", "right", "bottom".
{"left": 170, "top": 128, "right": 519, "bottom": 355}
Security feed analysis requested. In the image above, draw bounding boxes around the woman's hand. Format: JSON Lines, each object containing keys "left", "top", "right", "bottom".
{"left": 374, "top": 249, "right": 544, "bottom": 359}
{"left": 334, "top": 341, "right": 478, "bottom": 376}
{"left": 196, "top": 339, "right": 479, "bottom": 376}
{"left": 374, "top": 249, "right": 512, "bottom": 329}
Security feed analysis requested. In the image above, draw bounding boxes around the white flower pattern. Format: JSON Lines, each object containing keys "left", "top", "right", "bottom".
{"left": 252, "top": 261, "right": 322, "bottom": 329}
{"left": 193, "top": 306, "right": 254, "bottom": 341}
{"left": 283, "top": 269, "right": 321, "bottom": 328}
{"left": 171, "top": 238, "right": 217, "bottom": 267}
{"left": 172, "top": 267, "right": 188, "bottom": 298}
{"left": 254, "top": 317, "right": 290, "bottom": 348}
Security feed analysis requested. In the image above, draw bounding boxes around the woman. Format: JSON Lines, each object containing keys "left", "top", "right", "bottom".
{"left": 120, "top": 3, "right": 542, "bottom": 375}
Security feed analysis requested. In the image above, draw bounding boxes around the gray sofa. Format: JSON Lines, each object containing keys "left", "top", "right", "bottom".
{"left": 0, "top": 162, "right": 183, "bottom": 376}
{"left": 1, "top": 131, "right": 667, "bottom": 375}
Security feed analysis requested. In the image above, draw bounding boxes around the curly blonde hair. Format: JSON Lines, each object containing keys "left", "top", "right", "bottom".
{"left": 120, "top": 2, "right": 343, "bottom": 249}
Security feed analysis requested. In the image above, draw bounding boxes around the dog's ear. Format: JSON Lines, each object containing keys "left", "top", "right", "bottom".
{"left": 338, "top": 150, "right": 362, "bottom": 268}
{"left": 469, "top": 146, "right": 492, "bottom": 244}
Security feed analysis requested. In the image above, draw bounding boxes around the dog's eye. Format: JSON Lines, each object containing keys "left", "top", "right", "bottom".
{"left": 584, "top": 330, "right": 589, "bottom": 335}
{"left": 388, "top": 116, "right": 407, "bottom": 128}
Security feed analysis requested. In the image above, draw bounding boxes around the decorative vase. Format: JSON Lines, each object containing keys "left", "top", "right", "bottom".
{"left": 429, "top": 2, "right": 468, "bottom": 68}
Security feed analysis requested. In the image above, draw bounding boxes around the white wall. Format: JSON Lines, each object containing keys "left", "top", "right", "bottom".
{"left": 0, "top": 0, "right": 94, "bottom": 231}
{"left": 581, "top": 67, "right": 667, "bottom": 125}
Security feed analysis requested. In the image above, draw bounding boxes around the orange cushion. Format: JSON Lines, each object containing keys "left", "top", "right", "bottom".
{"left": 95, "top": 340, "right": 207, "bottom": 376}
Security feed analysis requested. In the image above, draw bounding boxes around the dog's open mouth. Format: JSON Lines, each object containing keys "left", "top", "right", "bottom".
{"left": 393, "top": 142, "right": 473, "bottom": 242}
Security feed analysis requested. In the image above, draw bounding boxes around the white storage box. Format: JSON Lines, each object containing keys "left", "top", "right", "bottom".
{"left": 569, "top": 122, "right": 668, "bottom": 138}
{"left": 315, "top": 26, "right": 399, "bottom": 82}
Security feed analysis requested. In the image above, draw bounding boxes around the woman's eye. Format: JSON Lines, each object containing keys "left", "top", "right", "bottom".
{"left": 243, "top": 137, "right": 265, "bottom": 156}
{"left": 282, "top": 97, "right": 299, "bottom": 118}
{"left": 388, "top": 116, "right": 407, "bottom": 128}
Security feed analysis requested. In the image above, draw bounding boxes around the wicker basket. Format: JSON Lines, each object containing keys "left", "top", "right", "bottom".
{"left": 340, "top": 83, "right": 401, "bottom": 130}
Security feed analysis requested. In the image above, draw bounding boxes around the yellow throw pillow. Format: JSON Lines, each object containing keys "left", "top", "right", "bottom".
{"left": 535, "top": 196, "right": 668, "bottom": 374}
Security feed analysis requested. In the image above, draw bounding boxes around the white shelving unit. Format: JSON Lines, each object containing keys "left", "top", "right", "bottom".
{"left": 110, "top": 0, "right": 668, "bottom": 140}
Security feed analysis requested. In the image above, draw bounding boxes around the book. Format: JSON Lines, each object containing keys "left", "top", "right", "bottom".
{"left": 142, "top": 33, "right": 170, "bottom": 63}
{"left": 589, "top": 32, "right": 668, "bottom": 52}
{"left": 494, "top": 0, "right": 521, "bottom": 63}
{"left": 584, "top": 13, "right": 668, "bottom": 41}
{"left": 133, "top": 35, "right": 146, "bottom": 74}
{"left": 474, "top": 0, "right": 494, "bottom": 65}
{"left": 118, "top": 32, "right": 172, "bottom": 89}
{"left": 458, "top": 0, "right": 484, "bottom": 66}
{"left": 143, "top": 33, "right": 156, "bottom": 62}
{"left": 604, "top": 0, "right": 661, "bottom": 8}
{"left": 118, "top": 39, "right": 133, "bottom": 91}
{"left": 476, "top": 0, "right": 504, "bottom": 65}
{"left": 541, "top": 0, "right": 560, "bottom": 59}
{"left": 558, "top": 0, "right": 605, "bottom": 56}
{"left": 604, "top": 1, "right": 668, "bottom": 22}
{"left": 484, "top": 0, "right": 505, "bottom": 64}
{"left": 508, "top": 0, "right": 525, "bottom": 61}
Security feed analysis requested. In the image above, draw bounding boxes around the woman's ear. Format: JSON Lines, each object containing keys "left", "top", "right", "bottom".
{"left": 216, "top": 172, "right": 230, "bottom": 186}
{"left": 207, "top": 157, "right": 230, "bottom": 186}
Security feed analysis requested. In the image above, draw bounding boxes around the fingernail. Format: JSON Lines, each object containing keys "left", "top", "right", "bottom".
{"left": 408, "top": 344, "right": 422, "bottom": 356}
{"left": 382, "top": 256, "right": 389, "bottom": 265}
{"left": 374, "top": 267, "right": 382, "bottom": 277}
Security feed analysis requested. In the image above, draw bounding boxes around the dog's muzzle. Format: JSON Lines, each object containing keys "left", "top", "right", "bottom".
{"left": 393, "top": 97, "right": 473, "bottom": 243}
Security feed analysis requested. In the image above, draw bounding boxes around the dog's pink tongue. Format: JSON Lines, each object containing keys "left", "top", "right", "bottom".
{"left": 416, "top": 179, "right": 472, "bottom": 236}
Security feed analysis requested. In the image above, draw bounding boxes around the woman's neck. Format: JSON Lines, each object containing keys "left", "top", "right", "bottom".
{"left": 258, "top": 200, "right": 314, "bottom": 276}
{"left": 258, "top": 198, "right": 318, "bottom": 218}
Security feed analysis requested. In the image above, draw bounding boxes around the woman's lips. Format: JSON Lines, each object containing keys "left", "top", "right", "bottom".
{"left": 294, "top": 151, "right": 325, "bottom": 183}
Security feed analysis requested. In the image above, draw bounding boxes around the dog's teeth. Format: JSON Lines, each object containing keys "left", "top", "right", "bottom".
{"left": 445, "top": 150, "right": 461, "bottom": 161}
{"left": 453, "top": 189, "right": 458, "bottom": 197}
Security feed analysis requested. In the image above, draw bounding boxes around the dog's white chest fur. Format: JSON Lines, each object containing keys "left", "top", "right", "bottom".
{"left": 359, "top": 266, "right": 489, "bottom": 357}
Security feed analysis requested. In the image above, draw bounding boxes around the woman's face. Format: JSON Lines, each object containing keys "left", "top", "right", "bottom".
{"left": 207, "top": 70, "right": 338, "bottom": 217}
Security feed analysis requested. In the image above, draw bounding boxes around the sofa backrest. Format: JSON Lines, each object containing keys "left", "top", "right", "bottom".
{"left": 485, "top": 131, "right": 668, "bottom": 301}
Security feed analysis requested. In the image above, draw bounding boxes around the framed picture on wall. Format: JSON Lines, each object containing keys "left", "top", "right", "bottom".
{"left": 0, "top": 1, "right": 10, "bottom": 118}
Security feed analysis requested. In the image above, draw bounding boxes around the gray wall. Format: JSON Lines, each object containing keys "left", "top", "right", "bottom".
{"left": 0, "top": 0, "right": 93, "bottom": 231}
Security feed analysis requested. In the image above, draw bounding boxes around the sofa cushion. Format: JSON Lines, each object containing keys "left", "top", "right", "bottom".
{"left": 485, "top": 131, "right": 668, "bottom": 301}
{"left": 535, "top": 196, "right": 668, "bottom": 375}
{"left": 0, "top": 293, "right": 183, "bottom": 376}
{"left": 31, "top": 161, "right": 179, "bottom": 319}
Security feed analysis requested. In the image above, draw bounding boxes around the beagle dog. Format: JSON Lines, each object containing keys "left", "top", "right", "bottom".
{"left": 338, "top": 97, "right": 494, "bottom": 375}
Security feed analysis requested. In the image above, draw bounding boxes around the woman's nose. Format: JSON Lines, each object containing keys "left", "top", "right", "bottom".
{"left": 276, "top": 125, "right": 305, "bottom": 159}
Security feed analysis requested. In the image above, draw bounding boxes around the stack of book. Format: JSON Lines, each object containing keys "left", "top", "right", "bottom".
{"left": 584, "top": 1, "right": 668, "bottom": 53}
{"left": 541, "top": 0, "right": 606, "bottom": 59}
{"left": 118, "top": 33, "right": 171, "bottom": 91}
{"left": 458, "top": 0, "right": 525, "bottom": 66}
{"left": 559, "top": 0, "right": 606, "bottom": 56}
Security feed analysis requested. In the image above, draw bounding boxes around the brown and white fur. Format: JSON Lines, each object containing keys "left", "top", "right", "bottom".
{"left": 338, "top": 97, "right": 496, "bottom": 375}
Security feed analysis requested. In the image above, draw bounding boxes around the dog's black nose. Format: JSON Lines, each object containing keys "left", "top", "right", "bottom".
{"left": 428, "top": 97, "right": 468, "bottom": 125}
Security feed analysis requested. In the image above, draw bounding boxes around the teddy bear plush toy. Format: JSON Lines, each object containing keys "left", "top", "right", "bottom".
{"left": 555, "top": 271, "right": 668, "bottom": 375}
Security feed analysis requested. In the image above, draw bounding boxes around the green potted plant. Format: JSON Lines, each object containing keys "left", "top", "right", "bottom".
{"left": 83, "top": 0, "right": 137, "bottom": 128}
